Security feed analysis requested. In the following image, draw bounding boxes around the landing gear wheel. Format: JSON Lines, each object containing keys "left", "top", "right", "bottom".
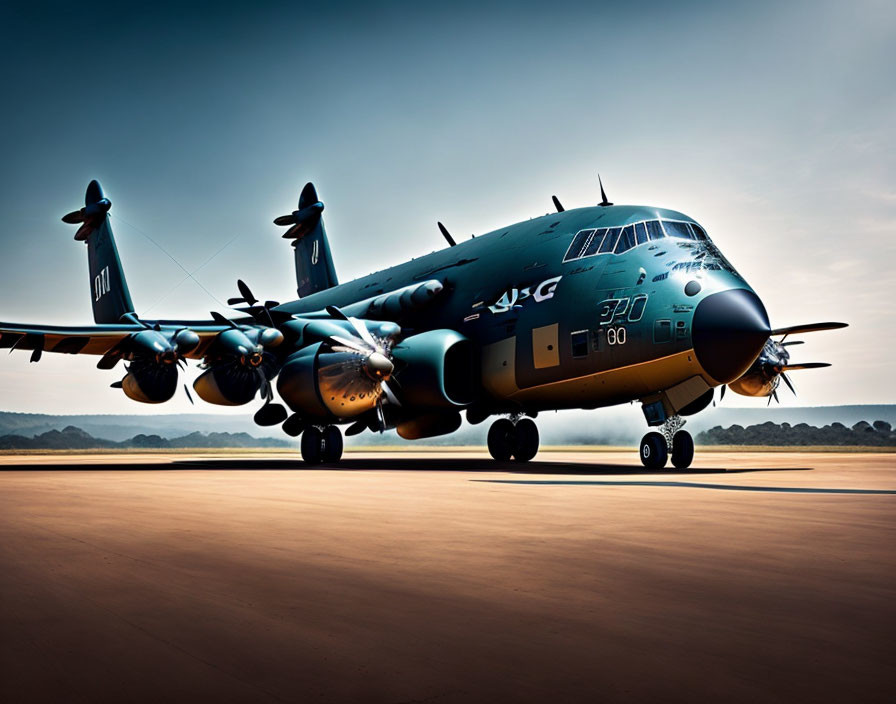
{"left": 671, "top": 430, "right": 694, "bottom": 469}
{"left": 513, "top": 418, "right": 539, "bottom": 462}
{"left": 639, "top": 432, "right": 668, "bottom": 469}
{"left": 487, "top": 418, "right": 516, "bottom": 461}
{"left": 321, "top": 425, "right": 344, "bottom": 463}
{"left": 301, "top": 427, "right": 322, "bottom": 465}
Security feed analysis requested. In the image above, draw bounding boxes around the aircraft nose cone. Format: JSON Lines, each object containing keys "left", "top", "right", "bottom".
{"left": 365, "top": 352, "right": 394, "bottom": 382}
{"left": 692, "top": 289, "right": 770, "bottom": 384}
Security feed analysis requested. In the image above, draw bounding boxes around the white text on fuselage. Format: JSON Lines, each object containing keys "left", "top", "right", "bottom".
{"left": 488, "top": 276, "right": 562, "bottom": 314}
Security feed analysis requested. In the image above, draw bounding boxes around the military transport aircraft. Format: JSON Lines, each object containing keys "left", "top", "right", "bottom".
{"left": 0, "top": 179, "right": 846, "bottom": 468}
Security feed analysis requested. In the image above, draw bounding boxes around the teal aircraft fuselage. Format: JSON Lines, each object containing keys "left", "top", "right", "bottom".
{"left": 279, "top": 204, "right": 758, "bottom": 417}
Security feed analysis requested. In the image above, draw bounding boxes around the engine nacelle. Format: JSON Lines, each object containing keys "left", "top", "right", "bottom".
{"left": 391, "top": 330, "right": 475, "bottom": 408}
{"left": 121, "top": 361, "right": 178, "bottom": 404}
{"left": 277, "top": 343, "right": 384, "bottom": 419}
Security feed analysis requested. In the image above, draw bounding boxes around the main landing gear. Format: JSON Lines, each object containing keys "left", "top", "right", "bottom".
{"left": 487, "top": 416, "right": 539, "bottom": 462}
{"left": 639, "top": 415, "right": 694, "bottom": 470}
{"left": 301, "top": 425, "right": 344, "bottom": 465}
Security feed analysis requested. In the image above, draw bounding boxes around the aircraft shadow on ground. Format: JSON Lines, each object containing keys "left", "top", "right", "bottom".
{"left": 0, "top": 457, "right": 814, "bottom": 475}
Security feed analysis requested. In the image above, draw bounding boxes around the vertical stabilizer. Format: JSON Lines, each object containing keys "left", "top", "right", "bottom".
{"left": 61, "top": 180, "right": 135, "bottom": 323}
{"left": 273, "top": 182, "right": 339, "bottom": 297}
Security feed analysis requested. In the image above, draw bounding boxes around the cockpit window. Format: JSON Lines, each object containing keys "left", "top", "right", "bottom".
{"left": 562, "top": 218, "right": 709, "bottom": 263}
{"left": 582, "top": 228, "right": 608, "bottom": 257}
{"left": 562, "top": 229, "right": 594, "bottom": 262}
{"left": 634, "top": 222, "right": 648, "bottom": 245}
{"left": 690, "top": 223, "right": 709, "bottom": 240}
{"left": 599, "top": 227, "right": 621, "bottom": 253}
{"left": 662, "top": 221, "right": 695, "bottom": 240}
{"left": 645, "top": 221, "right": 665, "bottom": 240}
{"left": 614, "top": 225, "right": 636, "bottom": 253}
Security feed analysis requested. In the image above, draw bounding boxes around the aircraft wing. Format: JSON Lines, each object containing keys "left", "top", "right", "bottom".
{"left": 0, "top": 321, "right": 228, "bottom": 361}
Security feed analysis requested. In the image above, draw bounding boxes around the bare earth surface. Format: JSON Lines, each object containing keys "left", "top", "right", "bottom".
{"left": 1, "top": 451, "right": 894, "bottom": 703}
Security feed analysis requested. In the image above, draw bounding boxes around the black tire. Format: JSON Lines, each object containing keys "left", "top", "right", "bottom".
{"left": 301, "top": 427, "right": 322, "bottom": 465}
{"left": 639, "top": 432, "right": 667, "bottom": 469}
{"left": 321, "top": 425, "right": 344, "bottom": 463}
{"left": 487, "top": 418, "right": 516, "bottom": 461}
{"left": 513, "top": 418, "right": 539, "bottom": 462}
{"left": 671, "top": 430, "right": 694, "bottom": 469}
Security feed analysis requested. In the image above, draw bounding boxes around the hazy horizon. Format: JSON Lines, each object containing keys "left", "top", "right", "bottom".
{"left": 1, "top": 0, "right": 893, "bottom": 414}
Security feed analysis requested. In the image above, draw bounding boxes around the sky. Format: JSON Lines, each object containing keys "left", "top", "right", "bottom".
{"left": 0, "top": 0, "right": 894, "bottom": 416}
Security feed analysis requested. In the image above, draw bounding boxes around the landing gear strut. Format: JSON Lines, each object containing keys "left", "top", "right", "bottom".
{"left": 487, "top": 416, "right": 539, "bottom": 462}
{"left": 639, "top": 415, "right": 693, "bottom": 469}
{"left": 301, "top": 425, "right": 344, "bottom": 465}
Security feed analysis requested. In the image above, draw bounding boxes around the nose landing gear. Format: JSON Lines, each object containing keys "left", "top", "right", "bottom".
{"left": 300, "top": 425, "right": 344, "bottom": 464}
{"left": 487, "top": 416, "right": 539, "bottom": 462}
{"left": 639, "top": 415, "right": 694, "bottom": 469}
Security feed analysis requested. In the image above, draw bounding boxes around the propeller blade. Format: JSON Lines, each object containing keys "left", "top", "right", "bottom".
{"left": 210, "top": 311, "right": 239, "bottom": 329}
{"left": 771, "top": 322, "right": 848, "bottom": 337}
{"left": 110, "top": 380, "right": 123, "bottom": 389}
{"left": 329, "top": 335, "right": 370, "bottom": 354}
{"left": 97, "top": 346, "right": 124, "bottom": 370}
{"left": 254, "top": 402, "right": 288, "bottom": 426}
{"left": 781, "top": 373, "right": 796, "bottom": 395}
{"left": 61, "top": 210, "right": 85, "bottom": 224}
{"left": 184, "top": 383, "right": 194, "bottom": 405}
{"left": 348, "top": 316, "right": 378, "bottom": 348}
{"left": 345, "top": 419, "right": 368, "bottom": 437}
{"left": 237, "top": 279, "right": 257, "bottom": 306}
{"left": 227, "top": 297, "right": 247, "bottom": 305}
{"left": 30, "top": 337, "right": 44, "bottom": 363}
{"left": 720, "top": 385, "right": 726, "bottom": 401}
{"left": 273, "top": 214, "right": 295, "bottom": 226}
{"left": 376, "top": 401, "right": 386, "bottom": 432}
{"left": 552, "top": 195, "right": 564, "bottom": 213}
{"left": 325, "top": 305, "right": 348, "bottom": 321}
{"left": 282, "top": 413, "right": 306, "bottom": 437}
{"left": 381, "top": 380, "right": 401, "bottom": 407}
{"left": 781, "top": 362, "right": 831, "bottom": 371}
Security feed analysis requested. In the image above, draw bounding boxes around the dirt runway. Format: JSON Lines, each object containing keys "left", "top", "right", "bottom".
{"left": 1, "top": 451, "right": 894, "bottom": 703}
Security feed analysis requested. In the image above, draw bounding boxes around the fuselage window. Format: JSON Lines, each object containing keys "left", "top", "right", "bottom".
{"left": 615, "top": 225, "right": 636, "bottom": 253}
{"left": 571, "top": 330, "right": 589, "bottom": 358}
{"left": 563, "top": 229, "right": 594, "bottom": 262}
{"left": 634, "top": 222, "right": 648, "bottom": 245}
{"left": 690, "top": 223, "right": 709, "bottom": 240}
{"left": 663, "top": 221, "right": 695, "bottom": 240}
{"left": 645, "top": 220, "right": 665, "bottom": 240}
{"left": 581, "top": 228, "right": 608, "bottom": 257}
{"left": 628, "top": 295, "right": 647, "bottom": 321}
{"left": 599, "top": 227, "right": 622, "bottom": 253}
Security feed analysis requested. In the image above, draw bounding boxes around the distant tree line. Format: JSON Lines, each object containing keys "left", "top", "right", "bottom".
{"left": 696, "top": 420, "right": 895, "bottom": 446}
{"left": 0, "top": 426, "right": 290, "bottom": 450}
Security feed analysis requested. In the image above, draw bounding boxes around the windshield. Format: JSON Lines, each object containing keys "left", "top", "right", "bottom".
{"left": 562, "top": 218, "right": 710, "bottom": 262}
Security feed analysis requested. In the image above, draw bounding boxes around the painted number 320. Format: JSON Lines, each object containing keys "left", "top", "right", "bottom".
{"left": 606, "top": 326, "right": 626, "bottom": 345}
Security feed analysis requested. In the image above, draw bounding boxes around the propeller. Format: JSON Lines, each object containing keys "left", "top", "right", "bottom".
{"left": 273, "top": 182, "right": 324, "bottom": 241}
{"left": 317, "top": 305, "right": 403, "bottom": 426}
{"left": 62, "top": 180, "right": 112, "bottom": 241}
{"left": 227, "top": 280, "right": 280, "bottom": 326}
